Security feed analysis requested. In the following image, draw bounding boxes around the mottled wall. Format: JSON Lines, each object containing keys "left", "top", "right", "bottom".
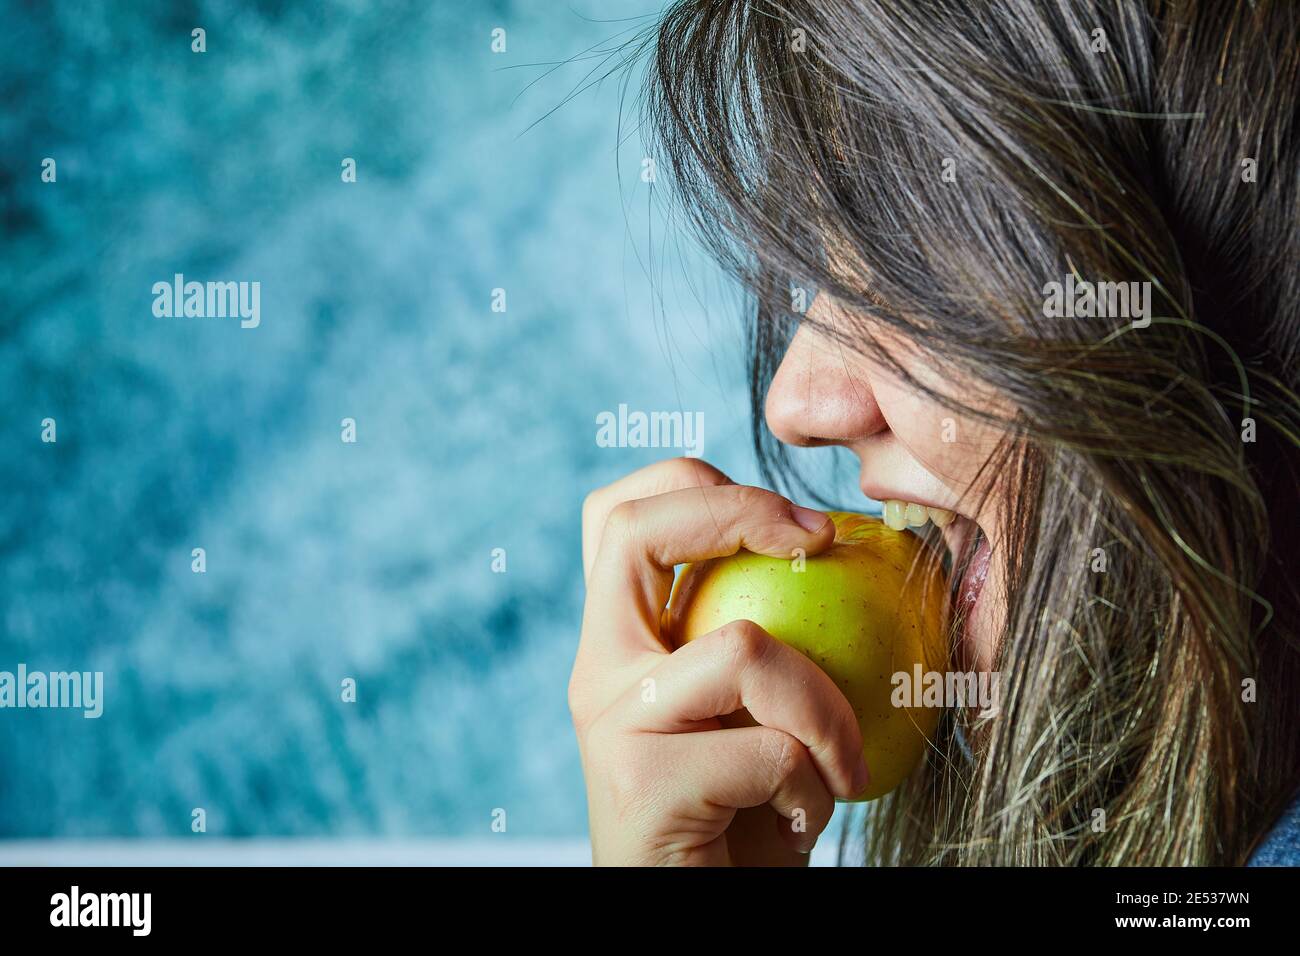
{"left": 0, "top": 0, "right": 792, "bottom": 838}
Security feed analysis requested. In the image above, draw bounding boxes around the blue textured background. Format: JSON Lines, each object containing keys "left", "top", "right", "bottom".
{"left": 0, "top": 0, "right": 818, "bottom": 840}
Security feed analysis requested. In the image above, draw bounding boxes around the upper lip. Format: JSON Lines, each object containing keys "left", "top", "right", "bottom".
{"left": 857, "top": 480, "right": 958, "bottom": 516}
{"left": 857, "top": 478, "right": 985, "bottom": 570}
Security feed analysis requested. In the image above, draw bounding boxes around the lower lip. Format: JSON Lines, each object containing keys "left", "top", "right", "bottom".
{"left": 956, "top": 533, "right": 991, "bottom": 622}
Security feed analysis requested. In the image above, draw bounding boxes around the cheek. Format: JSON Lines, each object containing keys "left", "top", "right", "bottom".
{"left": 871, "top": 372, "right": 1006, "bottom": 496}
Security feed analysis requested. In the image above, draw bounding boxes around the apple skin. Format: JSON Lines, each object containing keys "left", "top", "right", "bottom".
{"left": 662, "top": 511, "right": 949, "bottom": 801}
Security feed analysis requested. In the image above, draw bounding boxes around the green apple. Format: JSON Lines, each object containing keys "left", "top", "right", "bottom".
{"left": 661, "top": 511, "right": 949, "bottom": 801}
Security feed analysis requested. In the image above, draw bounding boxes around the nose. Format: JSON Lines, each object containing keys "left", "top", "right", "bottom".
{"left": 764, "top": 299, "right": 889, "bottom": 448}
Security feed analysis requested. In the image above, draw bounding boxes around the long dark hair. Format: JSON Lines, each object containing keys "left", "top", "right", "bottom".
{"left": 642, "top": 0, "right": 1300, "bottom": 864}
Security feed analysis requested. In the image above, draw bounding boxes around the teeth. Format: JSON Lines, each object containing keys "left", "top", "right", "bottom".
{"left": 882, "top": 499, "right": 956, "bottom": 530}
{"left": 927, "top": 507, "right": 955, "bottom": 527}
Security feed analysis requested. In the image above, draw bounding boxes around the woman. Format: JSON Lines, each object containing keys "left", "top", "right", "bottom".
{"left": 568, "top": 0, "right": 1300, "bottom": 865}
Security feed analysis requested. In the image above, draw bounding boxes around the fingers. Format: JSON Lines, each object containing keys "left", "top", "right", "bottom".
{"left": 615, "top": 620, "right": 868, "bottom": 800}
{"left": 574, "top": 459, "right": 851, "bottom": 865}
{"left": 641, "top": 726, "right": 837, "bottom": 855}
{"left": 571, "top": 457, "right": 842, "bottom": 801}
{"left": 583, "top": 484, "right": 834, "bottom": 664}
{"left": 582, "top": 457, "right": 732, "bottom": 584}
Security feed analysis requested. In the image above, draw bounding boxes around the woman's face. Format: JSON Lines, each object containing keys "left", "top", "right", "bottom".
{"left": 764, "top": 293, "right": 1008, "bottom": 671}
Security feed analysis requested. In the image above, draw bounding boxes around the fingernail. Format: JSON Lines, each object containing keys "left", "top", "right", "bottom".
{"left": 852, "top": 755, "right": 870, "bottom": 796}
{"left": 790, "top": 505, "right": 830, "bottom": 533}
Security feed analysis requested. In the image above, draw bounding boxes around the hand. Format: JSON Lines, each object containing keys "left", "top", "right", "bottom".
{"left": 569, "top": 457, "right": 869, "bottom": 866}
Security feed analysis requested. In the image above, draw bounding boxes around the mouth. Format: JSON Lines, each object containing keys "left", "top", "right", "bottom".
{"left": 949, "top": 522, "right": 991, "bottom": 625}
{"left": 879, "top": 498, "right": 956, "bottom": 531}
{"left": 873, "top": 495, "right": 991, "bottom": 632}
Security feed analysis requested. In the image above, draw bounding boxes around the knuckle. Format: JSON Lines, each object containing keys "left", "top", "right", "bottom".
{"left": 604, "top": 498, "right": 640, "bottom": 538}
{"left": 761, "top": 730, "right": 805, "bottom": 783}
{"left": 566, "top": 664, "right": 616, "bottom": 746}
{"left": 657, "top": 456, "right": 720, "bottom": 491}
{"left": 715, "top": 619, "right": 772, "bottom": 668}
{"left": 658, "top": 456, "right": 702, "bottom": 487}
{"left": 600, "top": 734, "right": 655, "bottom": 808}
{"left": 581, "top": 485, "right": 611, "bottom": 532}
{"left": 731, "top": 483, "right": 783, "bottom": 514}
{"left": 582, "top": 712, "right": 660, "bottom": 806}
{"left": 566, "top": 670, "right": 588, "bottom": 729}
